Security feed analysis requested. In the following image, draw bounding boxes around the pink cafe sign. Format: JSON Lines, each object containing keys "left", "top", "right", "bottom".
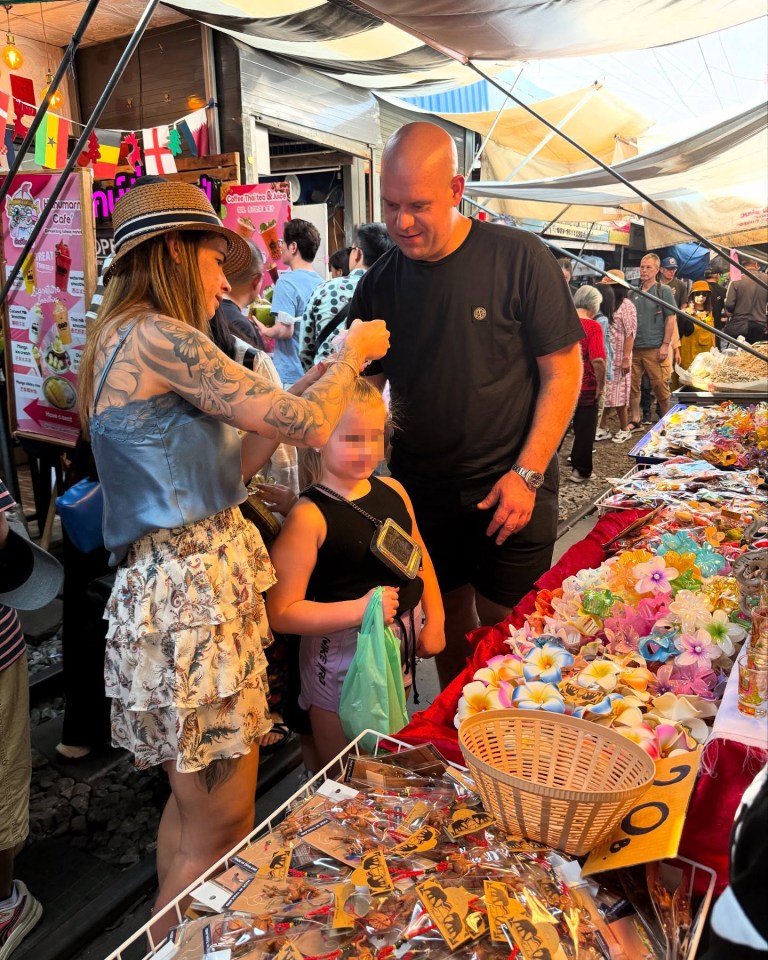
{"left": 1, "top": 171, "right": 96, "bottom": 445}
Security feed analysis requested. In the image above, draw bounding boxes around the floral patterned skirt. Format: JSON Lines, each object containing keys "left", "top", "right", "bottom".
{"left": 104, "top": 507, "right": 276, "bottom": 773}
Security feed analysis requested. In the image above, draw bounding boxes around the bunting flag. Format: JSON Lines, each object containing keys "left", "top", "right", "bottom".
{"left": 34, "top": 112, "right": 70, "bottom": 169}
{"left": 0, "top": 91, "right": 9, "bottom": 145}
{"left": 141, "top": 124, "right": 176, "bottom": 175}
{"left": 123, "top": 132, "right": 141, "bottom": 168}
{"left": 9, "top": 75, "right": 36, "bottom": 138}
{"left": 93, "top": 128, "right": 122, "bottom": 179}
{"left": 177, "top": 106, "right": 208, "bottom": 158}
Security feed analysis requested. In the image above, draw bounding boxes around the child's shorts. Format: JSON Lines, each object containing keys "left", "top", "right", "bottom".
{"left": 298, "top": 604, "right": 422, "bottom": 713}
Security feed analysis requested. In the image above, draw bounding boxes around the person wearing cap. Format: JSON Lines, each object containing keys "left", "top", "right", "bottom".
{"left": 723, "top": 257, "right": 768, "bottom": 344}
{"left": 659, "top": 256, "right": 688, "bottom": 308}
{"left": 77, "top": 180, "right": 389, "bottom": 935}
{"left": 680, "top": 281, "right": 716, "bottom": 369}
{"left": 597, "top": 270, "right": 637, "bottom": 444}
{"left": 0, "top": 481, "right": 63, "bottom": 958}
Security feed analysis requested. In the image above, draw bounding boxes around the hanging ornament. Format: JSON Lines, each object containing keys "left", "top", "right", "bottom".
{"left": 123, "top": 132, "right": 141, "bottom": 168}
{"left": 168, "top": 126, "right": 183, "bottom": 157}
{"left": 40, "top": 71, "right": 63, "bottom": 111}
{"left": 85, "top": 131, "right": 100, "bottom": 163}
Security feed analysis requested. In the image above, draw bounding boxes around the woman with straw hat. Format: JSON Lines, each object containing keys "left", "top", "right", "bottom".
{"left": 78, "top": 180, "right": 389, "bottom": 934}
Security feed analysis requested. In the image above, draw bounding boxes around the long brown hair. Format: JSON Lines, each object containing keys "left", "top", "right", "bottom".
{"left": 298, "top": 378, "right": 388, "bottom": 489}
{"left": 79, "top": 231, "right": 215, "bottom": 429}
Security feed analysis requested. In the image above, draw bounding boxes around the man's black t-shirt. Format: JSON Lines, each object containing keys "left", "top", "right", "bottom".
{"left": 349, "top": 220, "right": 582, "bottom": 484}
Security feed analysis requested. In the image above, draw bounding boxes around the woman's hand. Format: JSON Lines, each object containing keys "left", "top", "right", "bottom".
{"left": 251, "top": 482, "right": 297, "bottom": 517}
{"left": 344, "top": 319, "right": 390, "bottom": 366}
{"left": 359, "top": 585, "right": 399, "bottom": 624}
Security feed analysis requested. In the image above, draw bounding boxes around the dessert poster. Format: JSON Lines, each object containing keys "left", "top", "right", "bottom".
{"left": 220, "top": 182, "right": 291, "bottom": 290}
{"left": 1, "top": 171, "right": 95, "bottom": 445}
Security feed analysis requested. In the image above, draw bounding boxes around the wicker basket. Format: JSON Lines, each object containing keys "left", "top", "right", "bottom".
{"left": 458, "top": 710, "right": 655, "bottom": 855}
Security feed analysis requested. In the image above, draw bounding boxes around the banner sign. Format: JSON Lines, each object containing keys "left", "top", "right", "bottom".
{"left": 220, "top": 182, "right": 292, "bottom": 287}
{"left": 1, "top": 170, "right": 96, "bottom": 445}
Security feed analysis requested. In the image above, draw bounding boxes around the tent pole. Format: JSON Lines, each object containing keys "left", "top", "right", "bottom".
{"left": 465, "top": 61, "right": 767, "bottom": 292}
{"left": 0, "top": 0, "right": 161, "bottom": 310}
{"left": 0, "top": 0, "right": 101, "bottom": 212}
{"left": 503, "top": 83, "right": 600, "bottom": 182}
{"left": 464, "top": 195, "right": 766, "bottom": 361}
{"left": 344, "top": 0, "right": 765, "bottom": 289}
{"left": 469, "top": 65, "right": 525, "bottom": 173}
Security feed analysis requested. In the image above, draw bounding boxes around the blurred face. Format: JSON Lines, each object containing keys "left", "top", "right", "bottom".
{"left": 660, "top": 266, "right": 677, "bottom": 282}
{"left": 639, "top": 258, "right": 658, "bottom": 286}
{"left": 381, "top": 161, "right": 465, "bottom": 262}
{"left": 197, "top": 235, "right": 231, "bottom": 317}
{"left": 322, "top": 402, "right": 386, "bottom": 481}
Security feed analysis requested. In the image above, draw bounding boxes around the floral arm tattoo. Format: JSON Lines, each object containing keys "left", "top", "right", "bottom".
{"left": 97, "top": 314, "right": 358, "bottom": 446}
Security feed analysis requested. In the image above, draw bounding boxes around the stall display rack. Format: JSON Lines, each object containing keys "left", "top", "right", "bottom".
{"left": 628, "top": 405, "right": 687, "bottom": 464}
{"left": 104, "top": 730, "right": 717, "bottom": 960}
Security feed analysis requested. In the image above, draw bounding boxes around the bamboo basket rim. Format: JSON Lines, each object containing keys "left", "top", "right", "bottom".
{"left": 458, "top": 709, "right": 655, "bottom": 806}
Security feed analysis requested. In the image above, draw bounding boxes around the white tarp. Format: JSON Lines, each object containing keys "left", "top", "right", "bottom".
{"left": 168, "top": 0, "right": 762, "bottom": 89}
{"left": 350, "top": 0, "right": 760, "bottom": 61}
{"left": 463, "top": 104, "right": 768, "bottom": 247}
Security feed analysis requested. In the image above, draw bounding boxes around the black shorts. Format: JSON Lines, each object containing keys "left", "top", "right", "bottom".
{"left": 393, "top": 460, "right": 559, "bottom": 608}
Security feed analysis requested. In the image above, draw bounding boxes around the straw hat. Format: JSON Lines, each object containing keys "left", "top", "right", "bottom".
{"left": 600, "top": 269, "right": 626, "bottom": 284}
{"left": 104, "top": 181, "right": 250, "bottom": 282}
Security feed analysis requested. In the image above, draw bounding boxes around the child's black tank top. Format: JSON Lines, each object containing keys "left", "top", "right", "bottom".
{"left": 302, "top": 476, "right": 424, "bottom": 615}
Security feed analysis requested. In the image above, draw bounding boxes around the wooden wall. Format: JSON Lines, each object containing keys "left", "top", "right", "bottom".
{"left": 75, "top": 21, "right": 209, "bottom": 136}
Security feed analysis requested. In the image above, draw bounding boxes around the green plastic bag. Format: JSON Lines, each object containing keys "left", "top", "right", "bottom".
{"left": 339, "top": 587, "right": 409, "bottom": 752}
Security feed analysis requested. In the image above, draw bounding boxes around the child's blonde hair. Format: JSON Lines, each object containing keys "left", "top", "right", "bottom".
{"left": 298, "top": 378, "right": 388, "bottom": 489}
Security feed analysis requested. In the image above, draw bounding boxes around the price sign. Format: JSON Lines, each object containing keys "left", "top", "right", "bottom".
{"left": 582, "top": 750, "right": 701, "bottom": 876}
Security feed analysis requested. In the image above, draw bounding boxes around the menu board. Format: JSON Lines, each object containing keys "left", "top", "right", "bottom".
{"left": 1, "top": 170, "right": 96, "bottom": 446}
{"left": 219, "top": 182, "right": 291, "bottom": 289}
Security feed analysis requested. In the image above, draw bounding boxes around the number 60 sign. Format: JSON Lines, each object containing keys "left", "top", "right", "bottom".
{"left": 582, "top": 750, "right": 701, "bottom": 877}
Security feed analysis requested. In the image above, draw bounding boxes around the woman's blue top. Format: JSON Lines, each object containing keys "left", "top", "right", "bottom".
{"left": 89, "top": 322, "right": 245, "bottom": 566}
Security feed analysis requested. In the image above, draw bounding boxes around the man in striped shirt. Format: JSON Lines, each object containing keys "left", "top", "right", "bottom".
{"left": 0, "top": 480, "right": 62, "bottom": 958}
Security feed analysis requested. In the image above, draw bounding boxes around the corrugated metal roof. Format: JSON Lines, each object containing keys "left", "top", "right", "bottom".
{"left": 402, "top": 81, "right": 490, "bottom": 114}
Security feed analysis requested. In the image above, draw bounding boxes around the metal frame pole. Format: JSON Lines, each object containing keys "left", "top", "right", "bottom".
{"left": 464, "top": 195, "right": 767, "bottom": 361}
{"left": 503, "top": 83, "right": 600, "bottom": 182}
{"left": 0, "top": 0, "right": 161, "bottom": 309}
{"left": 465, "top": 63, "right": 767, "bottom": 291}
{"left": 0, "top": 0, "right": 101, "bottom": 211}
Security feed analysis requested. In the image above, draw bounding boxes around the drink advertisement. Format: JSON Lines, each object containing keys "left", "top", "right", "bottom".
{"left": 1, "top": 170, "right": 96, "bottom": 446}
{"left": 220, "top": 182, "right": 291, "bottom": 289}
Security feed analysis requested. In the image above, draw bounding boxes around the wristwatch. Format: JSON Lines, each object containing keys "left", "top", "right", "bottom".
{"left": 511, "top": 464, "right": 545, "bottom": 491}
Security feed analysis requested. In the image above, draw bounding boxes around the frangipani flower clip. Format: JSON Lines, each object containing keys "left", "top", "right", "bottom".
{"left": 523, "top": 641, "right": 574, "bottom": 684}
{"left": 455, "top": 681, "right": 505, "bottom": 728}
{"left": 512, "top": 681, "right": 566, "bottom": 713}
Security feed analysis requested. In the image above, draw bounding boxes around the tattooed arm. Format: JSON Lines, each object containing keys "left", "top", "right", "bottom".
{"left": 97, "top": 314, "right": 389, "bottom": 447}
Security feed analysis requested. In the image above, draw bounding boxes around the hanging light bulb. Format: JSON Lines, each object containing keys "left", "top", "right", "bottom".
{"left": 2, "top": 31, "right": 22, "bottom": 69}
{"left": 41, "top": 71, "right": 63, "bottom": 111}
{"left": 2, "top": 5, "right": 22, "bottom": 69}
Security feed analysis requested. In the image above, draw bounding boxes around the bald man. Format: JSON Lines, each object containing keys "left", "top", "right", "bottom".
{"left": 348, "top": 122, "right": 583, "bottom": 688}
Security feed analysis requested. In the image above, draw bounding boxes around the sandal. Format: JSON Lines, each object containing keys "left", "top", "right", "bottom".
{"left": 626, "top": 422, "right": 642, "bottom": 432}
{"left": 258, "top": 722, "right": 291, "bottom": 755}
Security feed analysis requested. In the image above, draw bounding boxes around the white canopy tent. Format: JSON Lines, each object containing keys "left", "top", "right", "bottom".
{"left": 463, "top": 104, "right": 768, "bottom": 247}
